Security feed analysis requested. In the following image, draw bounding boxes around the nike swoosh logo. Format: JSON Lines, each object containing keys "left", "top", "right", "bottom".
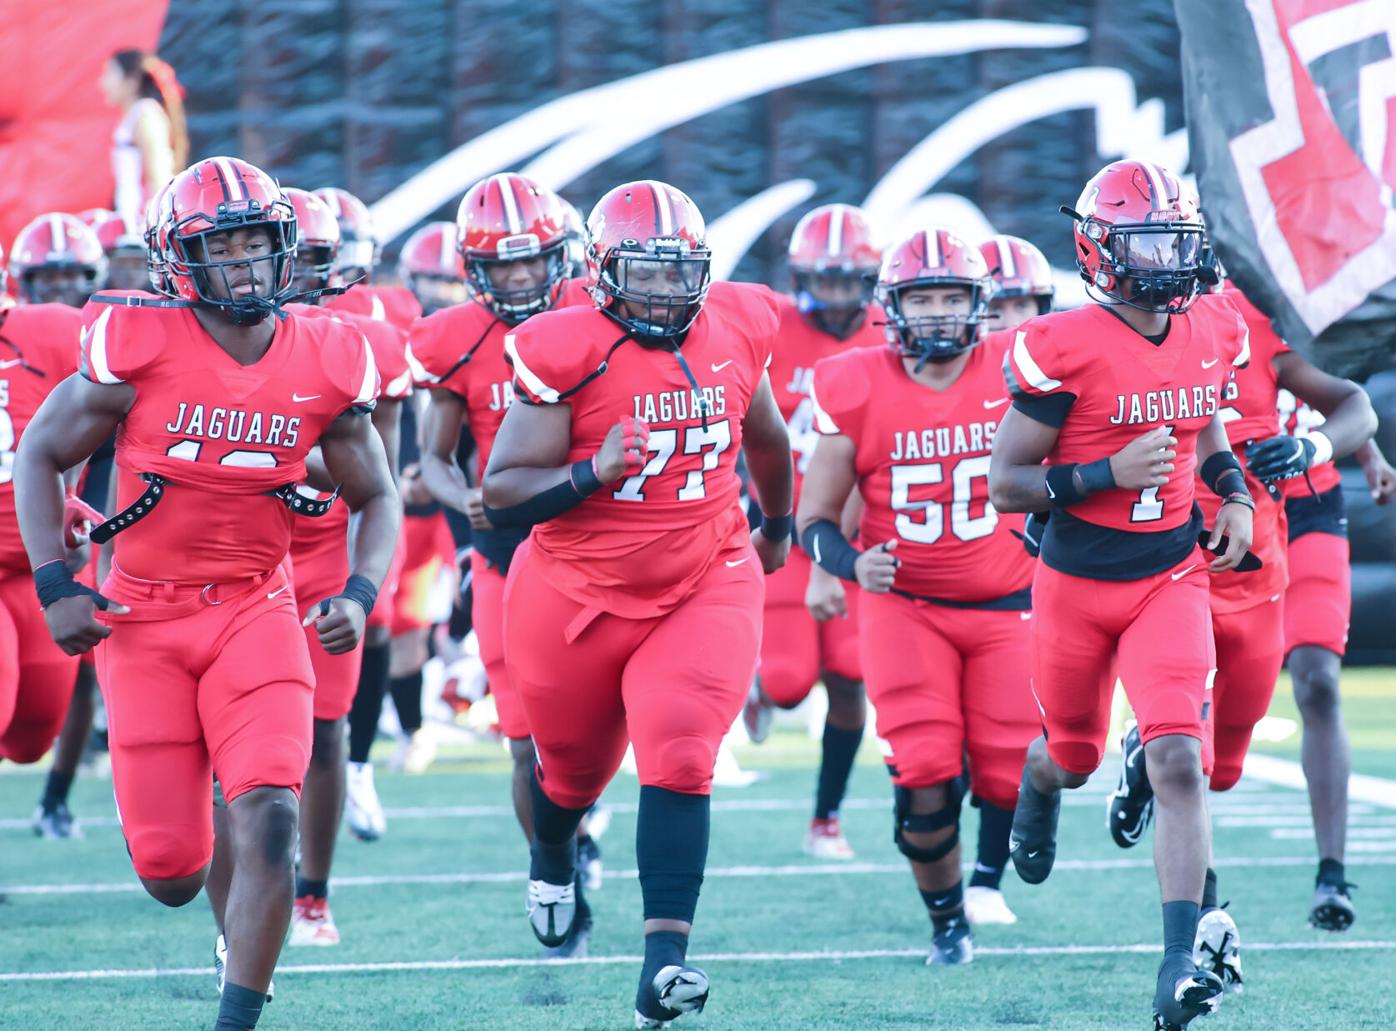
{"left": 725, "top": 557, "right": 749, "bottom": 568}
{"left": 1044, "top": 481, "right": 1056, "bottom": 500}
{"left": 1201, "top": 358, "right": 1219, "bottom": 369}
{"left": 711, "top": 360, "right": 734, "bottom": 373}
{"left": 1171, "top": 564, "right": 1198, "bottom": 581}
{"left": 983, "top": 397, "right": 1009, "bottom": 409}
{"left": 0, "top": 359, "right": 23, "bottom": 369}
{"left": 1026, "top": 850, "right": 1039, "bottom": 859}
{"left": 931, "top": 897, "right": 951, "bottom": 908}
{"left": 292, "top": 393, "right": 321, "bottom": 403}
{"left": 267, "top": 584, "right": 289, "bottom": 600}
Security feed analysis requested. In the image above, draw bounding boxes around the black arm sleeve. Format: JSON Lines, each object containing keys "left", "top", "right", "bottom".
{"left": 482, "top": 460, "right": 602, "bottom": 530}
{"left": 800, "top": 518, "right": 860, "bottom": 581}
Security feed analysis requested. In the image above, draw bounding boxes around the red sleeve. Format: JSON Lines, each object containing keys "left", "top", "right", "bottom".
{"left": 503, "top": 310, "right": 581, "bottom": 405}
{"left": 1002, "top": 317, "right": 1070, "bottom": 402}
{"left": 316, "top": 319, "right": 380, "bottom": 414}
{"left": 78, "top": 306, "right": 158, "bottom": 384}
{"left": 810, "top": 351, "right": 870, "bottom": 440}
{"left": 404, "top": 309, "right": 457, "bottom": 387}
{"left": 360, "top": 319, "right": 411, "bottom": 400}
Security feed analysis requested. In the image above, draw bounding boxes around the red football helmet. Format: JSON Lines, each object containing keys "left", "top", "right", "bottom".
{"left": 557, "top": 197, "right": 588, "bottom": 278}
{"left": 979, "top": 234, "right": 1054, "bottom": 314}
{"left": 9, "top": 212, "right": 107, "bottom": 306}
{"left": 314, "top": 187, "right": 377, "bottom": 278}
{"left": 398, "top": 221, "right": 466, "bottom": 315}
{"left": 878, "top": 227, "right": 990, "bottom": 365}
{"left": 282, "top": 188, "right": 341, "bottom": 293}
{"left": 160, "top": 156, "right": 298, "bottom": 324}
{"left": 787, "top": 203, "right": 881, "bottom": 338}
{"left": 1067, "top": 159, "right": 1210, "bottom": 314}
{"left": 587, "top": 180, "right": 711, "bottom": 338}
{"left": 144, "top": 180, "right": 176, "bottom": 296}
{"left": 456, "top": 172, "right": 568, "bottom": 323}
{"left": 80, "top": 208, "right": 148, "bottom": 292}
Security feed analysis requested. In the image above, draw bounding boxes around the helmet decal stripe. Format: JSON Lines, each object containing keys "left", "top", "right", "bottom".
{"left": 649, "top": 181, "right": 674, "bottom": 236}
{"left": 1139, "top": 160, "right": 1169, "bottom": 210}
{"left": 49, "top": 213, "right": 67, "bottom": 254}
{"left": 827, "top": 205, "right": 845, "bottom": 257}
{"left": 495, "top": 174, "right": 523, "bottom": 235}
{"left": 923, "top": 228, "right": 940, "bottom": 270}
{"left": 996, "top": 237, "right": 1015, "bottom": 278}
{"left": 214, "top": 157, "right": 246, "bottom": 202}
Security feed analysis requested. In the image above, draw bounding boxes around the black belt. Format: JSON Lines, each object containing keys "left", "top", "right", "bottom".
{"left": 889, "top": 585, "right": 1032, "bottom": 612}
{"left": 89, "top": 473, "right": 340, "bottom": 544}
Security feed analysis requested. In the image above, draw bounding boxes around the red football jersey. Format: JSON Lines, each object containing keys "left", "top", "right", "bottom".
{"left": 407, "top": 279, "right": 591, "bottom": 474}
{"left": 810, "top": 332, "right": 1032, "bottom": 602}
{"left": 80, "top": 305, "right": 379, "bottom": 582}
{"left": 1005, "top": 296, "right": 1249, "bottom": 534}
{"left": 0, "top": 304, "right": 84, "bottom": 573}
{"left": 1276, "top": 390, "right": 1342, "bottom": 496}
{"left": 326, "top": 284, "right": 422, "bottom": 334}
{"left": 287, "top": 304, "right": 412, "bottom": 558}
{"left": 768, "top": 293, "right": 884, "bottom": 492}
{"left": 506, "top": 281, "right": 781, "bottom": 617}
{"left": 1197, "top": 289, "right": 1290, "bottom": 611}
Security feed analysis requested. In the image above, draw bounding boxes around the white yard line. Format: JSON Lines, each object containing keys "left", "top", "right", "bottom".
{"left": 5, "top": 852, "right": 1395, "bottom": 897}
{"left": 4, "top": 939, "right": 1395, "bottom": 983}
{"left": 1243, "top": 752, "right": 1396, "bottom": 809}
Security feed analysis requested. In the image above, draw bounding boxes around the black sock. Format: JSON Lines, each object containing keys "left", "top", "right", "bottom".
{"left": 637, "top": 930, "right": 689, "bottom": 1016}
{"left": 636, "top": 786, "right": 709, "bottom": 923}
{"left": 41, "top": 769, "right": 74, "bottom": 810}
{"left": 1162, "top": 900, "right": 1200, "bottom": 959}
{"left": 969, "top": 801, "right": 1014, "bottom": 890}
{"left": 214, "top": 983, "right": 264, "bottom": 1030}
{"left": 347, "top": 643, "right": 391, "bottom": 764}
{"left": 921, "top": 880, "right": 965, "bottom": 930}
{"left": 1317, "top": 857, "right": 1346, "bottom": 886}
{"left": 813, "top": 722, "right": 863, "bottom": 820}
{"left": 1201, "top": 867, "right": 1218, "bottom": 911}
{"left": 528, "top": 771, "right": 587, "bottom": 884}
{"left": 390, "top": 671, "right": 423, "bottom": 734}
{"left": 295, "top": 876, "right": 328, "bottom": 900}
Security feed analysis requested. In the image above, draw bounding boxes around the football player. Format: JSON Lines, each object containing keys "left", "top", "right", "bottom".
{"left": 1106, "top": 280, "right": 1376, "bottom": 990}
{"left": 410, "top": 172, "right": 594, "bottom": 952}
{"left": 315, "top": 187, "right": 423, "bottom": 333}
{"left": 398, "top": 220, "right": 467, "bottom": 316}
{"left": 482, "top": 180, "right": 792, "bottom": 1027}
{"left": 739, "top": 205, "right": 880, "bottom": 861}
{"left": 15, "top": 157, "right": 400, "bottom": 1031}
{"left": 9, "top": 213, "right": 107, "bottom": 308}
{"left": 980, "top": 234, "right": 1054, "bottom": 334}
{"left": 798, "top": 227, "right": 1039, "bottom": 965}
{"left": 988, "top": 160, "right": 1252, "bottom": 1031}
{"left": 80, "top": 208, "right": 151, "bottom": 293}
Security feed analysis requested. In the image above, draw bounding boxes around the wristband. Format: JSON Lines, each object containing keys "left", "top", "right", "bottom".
{"left": 570, "top": 457, "right": 604, "bottom": 496}
{"left": 759, "top": 511, "right": 794, "bottom": 542}
{"left": 34, "top": 559, "right": 110, "bottom": 611}
{"left": 1044, "top": 464, "right": 1086, "bottom": 509}
{"left": 1077, "top": 457, "right": 1116, "bottom": 494}
{"left": 1307, "top": 431, "right": 1334, "bottom": 467}
{"left": 484, "top": 468, "right": 594, "bottom": 529}
{"left": 1220, "top": 491, "right": 1255, "bottom": 512}
{"left": 336, "top": 574, "right": 379, "bottom": 617}
{"left": 1200, "top": 450, "right": 1245, "bottom": 496}
{"left": 800, "top": 518, "right": 860, "bottom": 581}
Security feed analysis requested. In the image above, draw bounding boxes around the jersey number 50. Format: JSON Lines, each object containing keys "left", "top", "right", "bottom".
{"left": 890, "top": 455, "right": 996, "bottom": 544}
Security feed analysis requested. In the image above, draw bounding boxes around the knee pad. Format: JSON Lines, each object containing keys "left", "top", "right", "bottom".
{"left": 650, "top": 734, "right": 718, "bottom": 794}
{"left": 893, "top": 780, "right": 964, "bottom": 864}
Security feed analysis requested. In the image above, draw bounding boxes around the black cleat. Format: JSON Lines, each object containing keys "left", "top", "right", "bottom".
{"left": 926, "top": 917, "right": 973, "bottom": 966}
{"left": 1009, "top": 767, "right": 1060, "bottom": 885}
{"left": 32, "top": 802, "right": 81, "bottom": 840}
{"left": 1107, "top": 723, "right": 1154, "bottom": 849}
{"left": 635, "top": 964, "right": 710, "bottom": 1028}
{"left": 1309, "top": 880, "right": 1356, "bottom": 932}
{"left": 539, "top": 913, "right": 592, "bottom": 960}
{"left": 1152, "top": 957, "right": 1224, "bottom": 1030}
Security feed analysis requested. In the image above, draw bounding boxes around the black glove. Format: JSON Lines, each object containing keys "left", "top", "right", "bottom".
{"left": 1011, "top": 511, "right": 1049, "bottom": 558}
{"left": 1245, "top": 435, "right": 1316, "bottom": 482}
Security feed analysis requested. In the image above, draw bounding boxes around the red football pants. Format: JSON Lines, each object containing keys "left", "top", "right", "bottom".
{"left": 1031, "top": 551, "right": 1216, "bottom": 776}
{"left": 0, "top": 573, "right": 79, "bottom": 763}
{"left": 1283, "top": 531, "right": 1350, "bottom": 656}
{"left": 289, "top": 543, "right": 363, "bottom": 722}
{"left": 472, "top": 551, "right": 528, "bottom": 739}
{"left": 1209, "top": 595, "right": 1284, "bottom": 791}
{"left": 504, "top": 540, "right": 764, "bottom": 810}
{"left": 859, "top": 591, "right": 1036, "bottom": 809}
{"left": 758, "top": 546, "right": 861, "bottom": 706}
{"left": 95, "top": 563, "right": 314, "bottom": 880}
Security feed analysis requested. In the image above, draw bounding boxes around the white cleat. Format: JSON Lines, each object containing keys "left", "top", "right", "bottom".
{"left": 964, "top": 885, "right": 1019, "bottom": 926}
{"left": 215, "top": 933, "right": 275, "bottom": 1002}
{"left": 345, "top": 761, "right": 387, "bottom": 841}
{"left": 803, "top": 817, "right": 855, "bottom": 860}
{"left": 1194, "top": 907, "right": 1242, "bottom": 994}
{"left": 635, "top": 964, "right": 710, "bottom": 1028}
{"left": 289, "top": 895, "right": 341, "bottom": 947}
{"left": 389, "top": 727, "right": 438, "bottom": 775}
{"left": 526, "top": 878, "right": 576, "bottom": 947}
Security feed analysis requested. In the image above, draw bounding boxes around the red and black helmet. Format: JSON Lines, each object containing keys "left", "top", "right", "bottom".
{"left": 1066, "top": 159, "right": 1211, "bottom": 314}
{"left": 877, "top": 227, "right": 990, "bottom": 366}
{"left": 143, "top": 180, "right": 176, "bottom": 296}
{"left": 398, "top": 220, "right": 466, "bottom": 314}
{"left": 282, "top": 187, "right": 341, "bottom": 292}
{"left": 9, "top": 212, "right": 107, "bottom": 306}
{"left": 79, "top": 208, "right": 144, "bottom": 255}
{"left": 979, "top": 234, "right": 1054, "bottom": 315}
{"left": 160, "top": 156, "right": 298, "bottom": 324}
{"left": 313, "top": 187, "right": 378, "bottom": 279}
{"left": 787, "top": 203, "right": 881, "bottom": 338}
{"left": 587, "top": 180, "right": 711, "bottom": 339}
{"left": 456, "top": 172, "right": 568, "bottom": 323}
